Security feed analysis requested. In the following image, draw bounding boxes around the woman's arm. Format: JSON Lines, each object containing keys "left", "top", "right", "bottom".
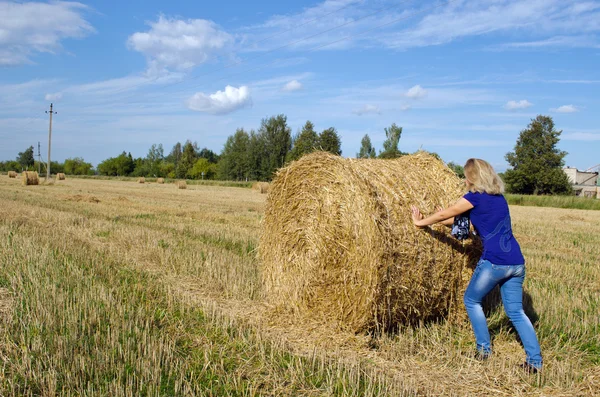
{"left": 411, "top": 198, "right": 474, "bottom": 228}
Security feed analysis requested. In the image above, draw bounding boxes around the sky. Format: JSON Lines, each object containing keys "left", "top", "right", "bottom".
{"left": 1, "top": 0, "right": 599, "bottom": 171}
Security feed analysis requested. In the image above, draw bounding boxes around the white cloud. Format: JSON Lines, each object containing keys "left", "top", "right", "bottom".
{"left": 562, "top": 132, "right": 600, "bottom": 141}
{"left": 45, "top": 93, "right": 63, "bottom": 101}
{"left": 352, "top": 104, "right": 380, "bottom": 116}
{"left": 0, "top": 1, "right": 94, "bottom": 65}
{"left": 380, "top": 1, "right": 600, "bottom": 50}
{"left": 504, "top": 100, "right": 533, "bottom": 110}
{"left": 552, "top": 104, "right": 579, "bottom": 113}
{"left": 500, "top": 35, "right": 600, "bottom": 49}
{"left": 128, "top": 16, "right": 234, "bottom": 72}
{"left": 282, "top": 80, "right": 303, "bottom": 92}
{"left": 405, "top": 85, "right": 427, "bottom": 99}
{"left": 187, "top": 85, "right": 252, "bottom": 114}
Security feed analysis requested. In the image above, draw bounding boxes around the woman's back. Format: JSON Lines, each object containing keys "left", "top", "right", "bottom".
{"left": 464, "top": 192, "right": 524, "bottom": 265}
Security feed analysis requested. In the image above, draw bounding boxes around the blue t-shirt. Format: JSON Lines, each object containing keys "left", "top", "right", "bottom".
{"left": 463, "top": 192, "right": 525, "bottom": 265}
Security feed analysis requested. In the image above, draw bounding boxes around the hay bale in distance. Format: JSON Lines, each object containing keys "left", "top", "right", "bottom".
{"left": 138, "top": 177, "right": 145, "bottom": 184}
{"left": 56, "top": 173, "right": 66, "bottom": 181}
{"left": 177, "top": 180, "right": 187, "bottom": 189}
{"left": 252, "top": 182, "right": 270, "bottom": 194}
{"left": 260, "top": 151, "right": 479, "bottom": 332}
{"left": 8, "top": 171, "right": 17, "bottom": 178}
{"left": 22, "top": 171, "right": 39, "bottom": 186}
{"left": 157, "top": 177, "right": 165, "bottom": 184}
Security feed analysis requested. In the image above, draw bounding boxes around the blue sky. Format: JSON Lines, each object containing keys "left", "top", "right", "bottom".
{"left": 1, "top": 0, "right": 599, "bottom": 171}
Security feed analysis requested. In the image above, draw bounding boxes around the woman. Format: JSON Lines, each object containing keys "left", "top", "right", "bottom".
{"left": 411, "top": 158, "right": 542, "bottom": 373}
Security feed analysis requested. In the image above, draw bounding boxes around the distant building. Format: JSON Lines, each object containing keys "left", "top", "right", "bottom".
{"left": 563, "top": 166, "right": 599, "bottom": 198}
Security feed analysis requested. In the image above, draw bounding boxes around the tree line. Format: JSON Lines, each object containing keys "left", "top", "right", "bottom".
{"left": 1, "top": 114, "right": 572, "bottom": 194}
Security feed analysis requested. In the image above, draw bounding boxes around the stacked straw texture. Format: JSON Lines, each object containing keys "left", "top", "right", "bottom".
{"left": 260, "top": 151, "right": 480, "bottom": 332}
{"left": 138, "top": 177, "right": 145, "bottom": 184}
{"left": 8, "top": 171, "right": 17, "bottom": 178}
{"left": 22, "top": 171, "right": 39, "bottom": 186}
{"left": 157, "top": 178, "right": 165, "bottom": 184}
{"left": 177, "top": 181, "right": 187, "bottom": 189}
{"left": 56, "top": 173, "right": 66, "bottom": 181}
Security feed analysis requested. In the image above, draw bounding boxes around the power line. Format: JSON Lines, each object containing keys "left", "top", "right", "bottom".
{"left": 45, "top": 103, "right": 57, "bottom": 180}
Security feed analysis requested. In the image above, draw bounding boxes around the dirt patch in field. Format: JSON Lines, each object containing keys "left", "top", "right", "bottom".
{"left": 559, "top": 214, "right": 586, "bottom": 222}
{"left": 63, "top": 194, "right": 100, "bottom": 203}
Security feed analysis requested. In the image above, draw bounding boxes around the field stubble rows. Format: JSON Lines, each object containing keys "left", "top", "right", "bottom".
{"left": 0, "top": 176, "right": 598, "bottom": 396}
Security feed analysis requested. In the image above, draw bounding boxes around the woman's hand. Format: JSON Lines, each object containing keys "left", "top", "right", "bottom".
{"left": 411, "top": 206, "right": 426, "bottom": 228}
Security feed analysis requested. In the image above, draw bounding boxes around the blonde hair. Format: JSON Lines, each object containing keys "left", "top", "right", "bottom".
{"left": 464, "top": 158, "right": 504, "bottom": 195}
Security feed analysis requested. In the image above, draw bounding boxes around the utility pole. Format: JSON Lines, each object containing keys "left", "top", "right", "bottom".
{"left": 45, "top": 103, "right": 57, "bottom": 180}
{"left": 37, "top": 142, "right": 41, "bottom": 174}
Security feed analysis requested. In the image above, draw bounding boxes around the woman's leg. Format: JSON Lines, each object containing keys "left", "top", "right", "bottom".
{"left": 499, "top": 266, "right": 543, "bottom": 368}
{"left": 463, "top": 260, "right": 502, "bottom": 355}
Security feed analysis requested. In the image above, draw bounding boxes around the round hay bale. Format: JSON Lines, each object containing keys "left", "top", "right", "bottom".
{"left": 138, "top": 177, "right": 145, "bottom": 184}
{"left": 177, "top": 180, "right": 187, "bottom": 189}
{"left": 252, "top": 182, "right": 270, "bottom": 194}
{"left": 56, "top": 173, "right": 66, "bottom": 181}
{"left": 8, "top": 171, "right": 17, "bottom": 178}
{"left": 157, "top": 177, "right": 165, "bottom": 184}
{"left": 22, "top": 171, "right": 39, "bottom": 186}
{"left": 260, "top": 151, "right": 480, "bottom": 332}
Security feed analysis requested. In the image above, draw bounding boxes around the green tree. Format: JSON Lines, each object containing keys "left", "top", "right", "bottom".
{"left": 318, "top": 127, "right": 342, "bottom": 155}
{"left": 64, "top": 157, "right": 93, "bottom": 175}
{"left": 288, "top": 121, "right": 319, "bottom": 161}
{"left": 0, "top": 161, "right": 21, "bottom": 172}
{"left": 379, "top": 123, "right": 404, "bottom": 159}
{"left": 447, "top": 162, "right": 465, "bottom": 178}
{"left": 246, "top": 130, "right": 265, "bottom": 181}
{"left": 17, "top": 146, "right": 35, "bottom": 170}
{"left": 188, "top": 158, "right": 217, "bottom": 180}
{"left": 259, "top": 115, "right": 292, "bottom": 179}
{"left": 504, "top": 115, "right": 572, "bottom": 195}
{"left": 176, "top": 140, "right": 197, "bottom": 178}
{"left": 145, "top": 144, "right": 164, "bottom": 176}
{"left": 198, "top": 148, "right": 219, "bottom": 163}
{"left": 166, "top": 142, "right": 182, "bottom": 167}
{"left": 357, "top": 134, "right": 376, "bottom": 158}
{"left": 218, "top": 129, "right": 250, "bottom": 180}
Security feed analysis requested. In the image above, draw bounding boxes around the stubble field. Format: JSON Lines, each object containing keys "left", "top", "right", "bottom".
{"left": 0, "top": 176, "right": 598, "bottom": 396}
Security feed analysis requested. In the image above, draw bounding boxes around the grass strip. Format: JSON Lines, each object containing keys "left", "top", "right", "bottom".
{"left": 0, "top": 227, "right": 400, "bottom": 396}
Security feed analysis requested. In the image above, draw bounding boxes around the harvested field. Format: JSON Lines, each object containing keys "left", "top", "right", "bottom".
{"left": 0, "top": 176, "right": 598, "bottom": 396}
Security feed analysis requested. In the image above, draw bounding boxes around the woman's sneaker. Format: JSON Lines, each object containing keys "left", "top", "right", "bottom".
{"left": 520, "top": 362, "right": 541, "bottom": 374}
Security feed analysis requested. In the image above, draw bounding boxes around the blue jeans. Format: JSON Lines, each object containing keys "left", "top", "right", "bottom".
{"left": 463, "top": 259, "right": 542, "bottom": 368}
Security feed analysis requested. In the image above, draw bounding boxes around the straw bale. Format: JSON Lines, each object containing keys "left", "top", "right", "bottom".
{"left": 138, "top": 177, "right": 145, "bottom": 184}
{"left": 177, "top": 180, "right": 187, "bottom": 189}
{"left": 8, "top": 171, "right": 17, "bottom": 178}
{"left": 260, "top": 151, "right": 480, "bottom": 332}
{"left": 252, "top": 182, "right": 270, "bottom": 194}
{"left": 157, "top": 177, "right": 165, "bottom": 184}
{"left": 56, "top": 173, "right": 66, "bottom": 180}
{"left": 22, "top": 171, "right": 39, "bottom": 186}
